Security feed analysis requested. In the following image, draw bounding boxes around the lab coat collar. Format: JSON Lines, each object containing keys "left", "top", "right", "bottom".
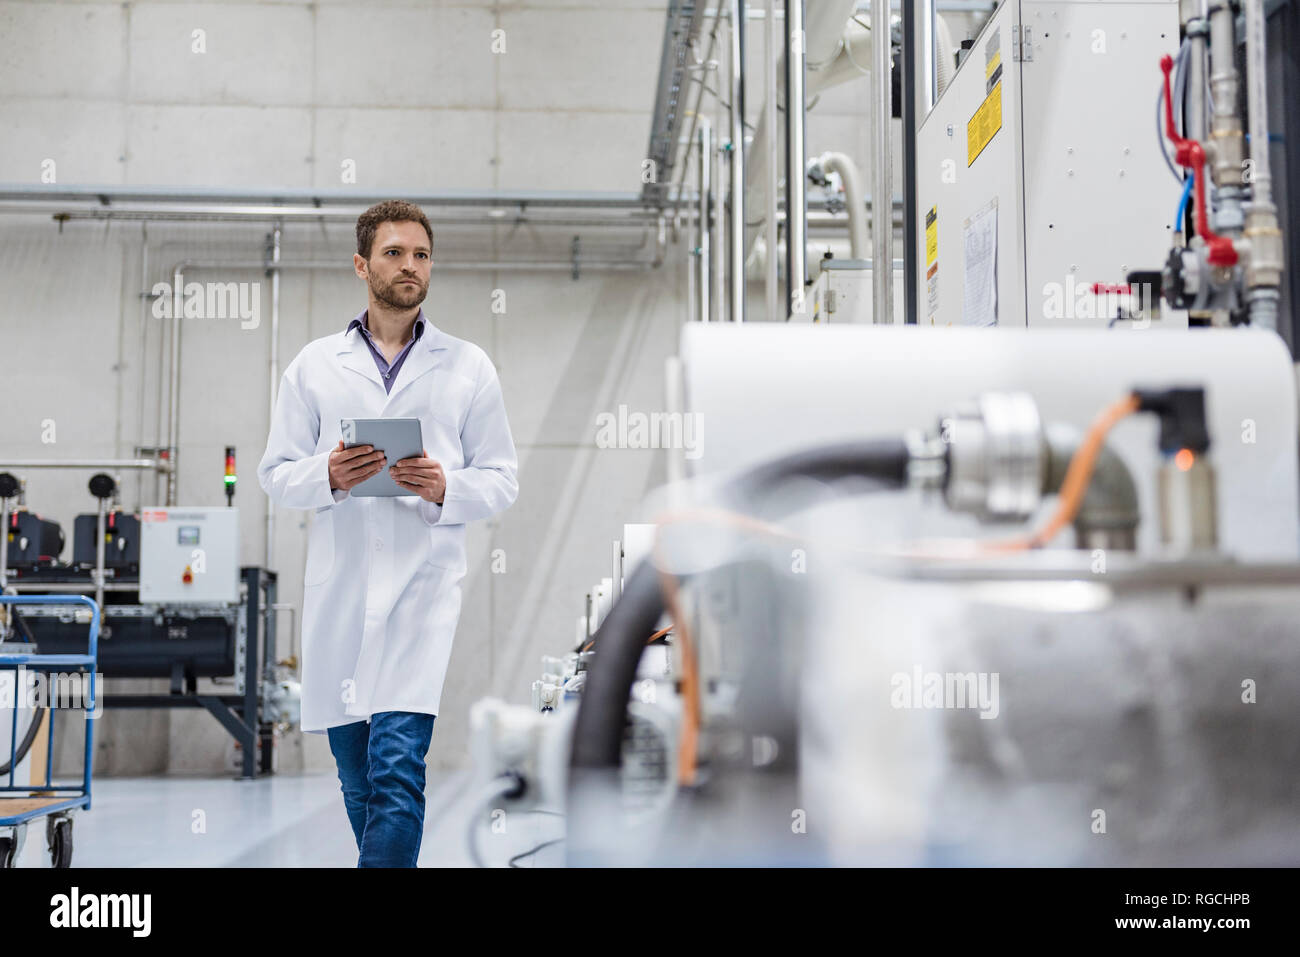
{"left": 337, "top": 307, "right": 451, "bottom": 411}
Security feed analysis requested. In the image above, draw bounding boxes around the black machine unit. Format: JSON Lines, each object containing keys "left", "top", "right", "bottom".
{"left": 72, "top": 510, "right": 141, "bottom": 572}
{"left": 5, "top": 510, "right": 64, "bottom": 567}
{"left": 23, "top": 604, "right": 238, "bottom": 679}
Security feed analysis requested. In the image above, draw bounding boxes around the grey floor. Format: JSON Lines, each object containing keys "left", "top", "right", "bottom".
{"left": 8, "top": 771, "right": 566, "bottom": 868}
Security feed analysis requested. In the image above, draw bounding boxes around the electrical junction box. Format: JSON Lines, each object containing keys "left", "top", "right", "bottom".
{"left": 916, "top": 0, "right": 1184, "bottom": 328}
{"left": 795, "top": 259, "right": 907, "bottom": 323}
{"left": 139, "top": 507, "right": 240, "bottom": 604}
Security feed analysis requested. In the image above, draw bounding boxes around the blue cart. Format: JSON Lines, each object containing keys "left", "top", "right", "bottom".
{"left": 0, "top": 595, "right": 99, "bottom": 868}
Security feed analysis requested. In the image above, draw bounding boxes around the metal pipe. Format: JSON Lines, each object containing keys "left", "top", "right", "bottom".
{"left": 9, "top": 207, "right": 667, "bottom": 230}
{"left": 612, "top": 540, "right": 623, "bottom": 604}
{"left": 1243, "top": 0, "right": 1282, "bottom": 330}
{"left": 0, "top": 183, "right": 660, "bottom": 208}
{"left": 154, "top": 255, "right": 166, "bottom": 506}
{"left": 158, "top": 258, "right": 655, "bottom": 274}
{"left": 671, "top": 7, "right": 728, "bottom": 214}
{"left": 729, "top": 0, "right": 747, "bottom": 322}
{"left": 711, "top": 113, "right": 725, "bottom": 321}
{"left": 271, "top": 602, "right": 297, "bottom": 667}
{"left": 136, "top": 226, "right": 150, "bottom": 511}
{"left": 0, "top": 496, "right": 10, "bottom": 609}
{"left": 0, "top": 459, "right": 164, "bottom": 470}
{"left": 784, "top": 0, "right": 807, "bottom": 317}
{"left": 266, "top": 225, "right": 281, "bottom": 571}
{"left": 651, "top": 213, "right": 669, "bottom": 268}
{"left": 1243, "top": 0, "right": 1273, "bottom": 209}
{"left": 94, "top": 496, "right": 107, "bottom": 618}
{"left": 698, "top": 121, "right": 713, "bottom": 322}
{"left": 1208, "top": 2, "right": 1244, "bottom": 199}
{"left": 686, "top": 210, "right": 697, "bottom": 323}
{"left": 1, "top": 581, "right": 140, "bottom": 593}
{"left": 765, "top": 0, "right": 779, "bottom": 320}
{"left": 872, "top": 0, "right": 894, "bottom": 326}
{"left": 743, "top": 0, "right": 863, "bottom": 253}
{"left": 903, "top": 0, "right": 919, "bottom": 324}
{"left": 168, "top": 264, "right": 182, "bottom": 506}
{"left": 1185, "top": 17, "right": 1208, "bottom": 146}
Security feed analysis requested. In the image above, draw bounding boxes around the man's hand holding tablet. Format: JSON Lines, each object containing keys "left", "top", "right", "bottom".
{"left": 329, "top": 441, "right": 386, "bottom": 492}
{"left": 388, "top": 449, "right": 447, "bottom": 504}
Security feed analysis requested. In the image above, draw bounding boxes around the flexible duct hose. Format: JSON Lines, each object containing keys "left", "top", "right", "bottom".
{"left": 568, "top": 438, "right": 912, "bottom": 775}
{"left": 936, "top": 15, "right": 956, "bottom": 99}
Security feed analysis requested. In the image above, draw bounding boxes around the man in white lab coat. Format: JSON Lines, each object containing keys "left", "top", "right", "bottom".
{"left": 257, "top": 200, "right": 518, "bottom": 867}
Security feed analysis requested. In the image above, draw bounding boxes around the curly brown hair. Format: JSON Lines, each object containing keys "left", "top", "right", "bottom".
{"left": 355, "top": 200, "right": 434, "bottom": 259}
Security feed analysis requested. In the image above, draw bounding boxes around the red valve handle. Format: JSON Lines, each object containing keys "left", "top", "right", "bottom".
{"left": 1160, "top": 55, "right": 1237, "bottom": 267}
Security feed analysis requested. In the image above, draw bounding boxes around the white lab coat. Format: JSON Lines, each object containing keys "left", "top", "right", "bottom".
{"left": 257, "top": 320, "right": 518, "bottom": 733}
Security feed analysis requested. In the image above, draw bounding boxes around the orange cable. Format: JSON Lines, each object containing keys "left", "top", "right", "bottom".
{"left": 981, "top": 393, "right": 1140, "bottom": 553}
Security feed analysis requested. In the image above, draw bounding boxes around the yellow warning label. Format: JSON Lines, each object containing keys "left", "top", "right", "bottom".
{"left": 985, "top": 50, "right": 1001, "bottom": 81}
{"left": 967, "top": 81, "right": 1002, "bottom": 167}
{"left": 925, "top": 207, "right": 938, "bottom": 267}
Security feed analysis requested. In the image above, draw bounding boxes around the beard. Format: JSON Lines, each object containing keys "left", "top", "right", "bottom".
{"left": 370, "top": 272, "right": 428, "bottom": 310}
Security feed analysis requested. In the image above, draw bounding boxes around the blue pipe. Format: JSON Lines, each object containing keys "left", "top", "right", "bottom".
{"left": 1174, "top": 171, "right": 1195, "bottom": 231}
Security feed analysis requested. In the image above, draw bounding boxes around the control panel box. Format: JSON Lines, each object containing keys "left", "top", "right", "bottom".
{"left": 915, "top": 0, "right": 1182, "bottom": 327}
{"left": 139, "top": 507, "right": 240, "bottom": 604}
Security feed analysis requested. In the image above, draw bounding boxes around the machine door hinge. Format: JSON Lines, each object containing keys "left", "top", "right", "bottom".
{"left": 1012, "top": 25, "right": 1033, "bottom": 62}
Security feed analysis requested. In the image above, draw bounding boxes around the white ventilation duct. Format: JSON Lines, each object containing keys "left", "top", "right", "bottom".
{"left": 745, "top": 0, "right": 868, "bottom": 254}
{"left": 745, "top": 5, "right": 959, "bottom": 268}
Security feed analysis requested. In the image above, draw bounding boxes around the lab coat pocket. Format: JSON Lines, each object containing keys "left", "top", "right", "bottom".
{"left": 304, "top": 508, "right": 335, "bottom": 587}
{"left": 428, "top": 372, "right": 476, "bottom": 429}
{"left": 424, "top": 522, "right": 466, "bottom": 575}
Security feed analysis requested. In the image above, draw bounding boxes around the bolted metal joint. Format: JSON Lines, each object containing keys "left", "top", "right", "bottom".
{"left": 939, "top": 392, "right": 1047, "bottom": 523}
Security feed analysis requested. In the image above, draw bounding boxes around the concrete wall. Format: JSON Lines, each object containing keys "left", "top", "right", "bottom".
{"left": 0, "top": 0, "right": 953, "bottom": 774}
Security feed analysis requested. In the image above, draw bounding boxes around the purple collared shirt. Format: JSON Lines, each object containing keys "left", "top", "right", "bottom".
{"left": 347, "top": 310, "right": 426, "bottom": 393}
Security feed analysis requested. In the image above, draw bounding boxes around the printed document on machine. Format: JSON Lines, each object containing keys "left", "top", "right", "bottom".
{"left": 961, "top": 197, "right": 998, "bottom": 327}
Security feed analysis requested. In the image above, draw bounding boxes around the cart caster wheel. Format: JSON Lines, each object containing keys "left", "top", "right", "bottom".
{"left": 0, "top": 837, "right": 15, "bottom": 868}
{"left": 49, "top": 820, "right": 72, "bottom": 869}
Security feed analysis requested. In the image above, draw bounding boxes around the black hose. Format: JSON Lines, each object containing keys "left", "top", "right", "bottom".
{"left": 568, "top": 438, "right": 913, "bottom": 775}
{"left": 0, "top": 707, "right": 47, "bottom": 777}
{"left": 725, "top": 439, "right": 911, "bottom": 512}
{"left": 0, "top": 609, "right": 43, "bottom": 774}
{"left": 10, "top": 609, "right": 36, "bottom": 643}
{"left": 569, "top": 559, "right": 669, "bottom": 770}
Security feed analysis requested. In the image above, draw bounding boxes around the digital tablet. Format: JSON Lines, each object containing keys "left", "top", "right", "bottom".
{"left": 340, "top": 417, "right": 425, "bottom": 497}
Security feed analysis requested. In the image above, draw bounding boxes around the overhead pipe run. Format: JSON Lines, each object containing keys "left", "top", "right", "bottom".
{"left": 0, "top": 185, "right": 667, "bottom": 230}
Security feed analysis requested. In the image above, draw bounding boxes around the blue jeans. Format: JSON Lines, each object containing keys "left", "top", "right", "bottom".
{"left": 327, "top": 711, "right": 436, "bottom": 868}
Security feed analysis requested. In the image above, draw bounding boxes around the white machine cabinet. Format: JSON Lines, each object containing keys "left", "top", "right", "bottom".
{"left": 916, "top": 0, "right": 1181, "bottom": 327}
{"left": 139, "top": 507, "right": 240, "bottom": 604}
